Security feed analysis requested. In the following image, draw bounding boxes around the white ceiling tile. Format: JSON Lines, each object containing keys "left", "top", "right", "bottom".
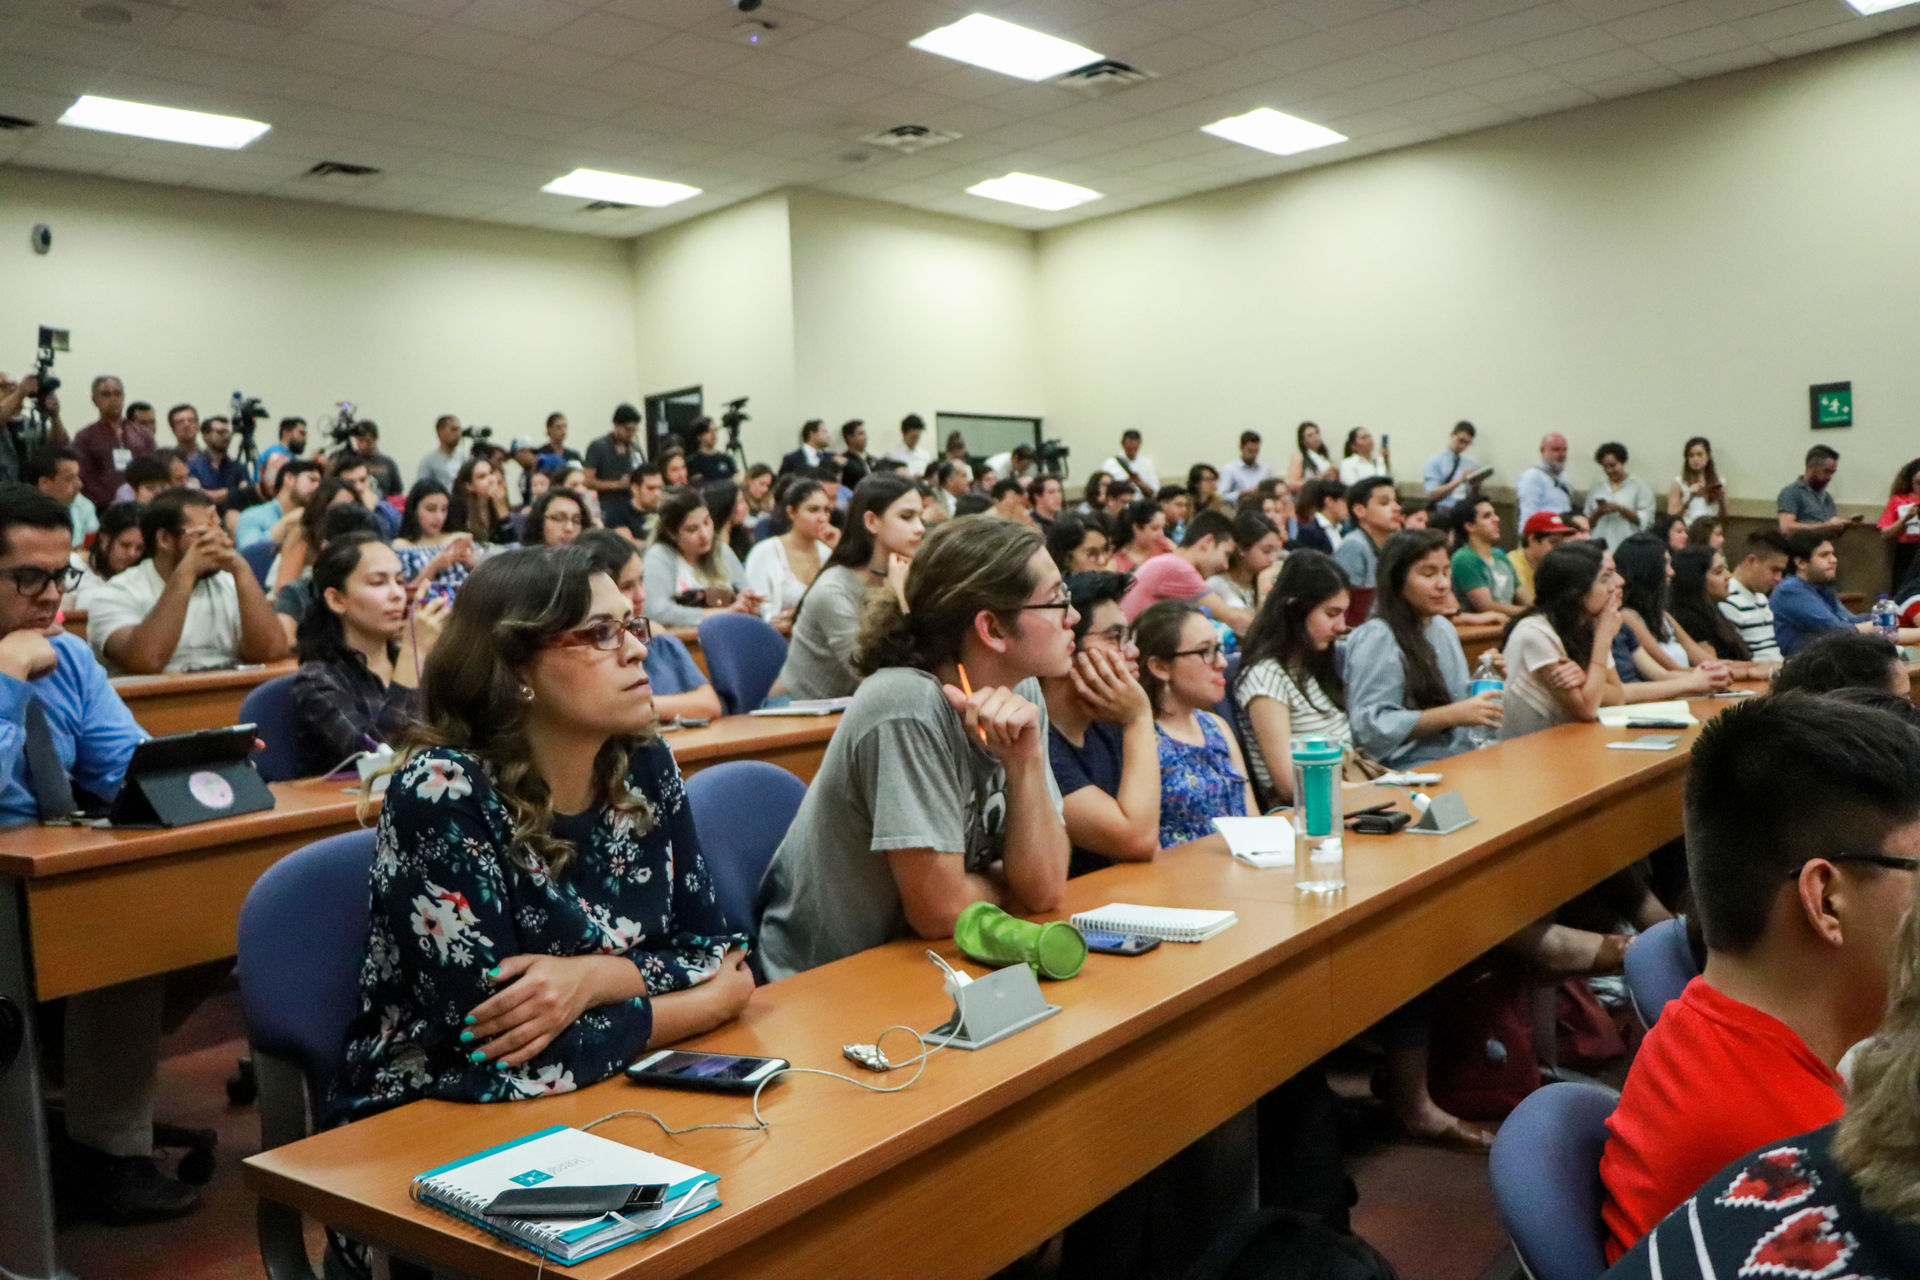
{"left": 1640, "top": 23, "right": 1751, "bottom": 62}
{"left": 1280, "top": 0, "right": 1406, "bottom": 28}
{"left": 1502, "top": 84, "right": 1600, "bottom": 113}
{"left": 302, "top": 4, "right": 436, "bottom": 49}
{"left": 8, "top": 21, "right": 137, "bottom": 67}
{"left": 1581, "top": 65, "right": 1685, "bottom": 94}
{"left": 1418, "top": 0, "right": 1550, "bottom": 21}
{"left": 153, "top": 11, "right": 287, "bottom": 57}
{"left": 265, "top": 31, "right": 377, "bottom": 76}
{"left": 839, "top": 0, "right": 969, "bottom": 43}
{"left": 709, "top": 51, "right": 827, "bottom": 93}
{"left": 1731, "top": 0, "right": 1849, "bottom": 42}
{"left": 1253, "top": 27, "right": 1366, "bottom": 73}
{"left": 451, "top": 0, "right": 587, "bottom": 40}
{"left": 775, "top": 0, "right": 872, "bottom": 20}
{"left": 362, "top": 0, "right": 470, "bottom": 20}
{"left": 1668, "top": 42, "right": 1774, "bottom": 76}
{"left": 1338, "top": 5, "right": 1455, "bottom": 49}
{"left": 407, "top": 21, "right": 523, "bottom": 67}
{"left": 1473, "top": 66, "right": 1584, "bottom": 101}
{"left": 1762, "top": 24, "right": 1871, "bottom": 58}
{"left": 1556, "top": 45, "right": 1664, "bottom": 82}
{"left": 1120, "top": 33, "right": 1243, "bottom": 76}
{"left": 1387, "top": 26, "right": 1504, "bottom": 70}
{"left": 510, "top": 42, "right": 616, "bottom": 82}
{"left": 1193, "top": 8, "right": 1314, "bottom": 50}
{"left": 1178, "top": 52, "right": 1292, "bottom": 95}
{"left": 774, "top": 22, "right": 894, "bottom": 66}
{"left": 785, "top": 69, "right": 899, "bottom": 106}
{"left": 1432, "top": 49, "right": 1537, "bottom": 85}
{"left": 1700, "top": 0, "right": 1804, "bottom": 16}
{"left": 1516, "top": 27, "right": 1630, "bottom": 65}
{"left": 855, "top": 45, "right": 958, "bottom": 86}
{"left": 628, "top": 32, "right": 755, "bottom": 75}
{"left": 543, "top": 11, "right": 671, "bottom": 56}
{"left": 1467, "top": 3, "right": 1591, "bottom": 45}
{"left": 1605, "top": 2, "right": 1724, "bottom": 44}
{"left": 1561, "top": 0, "right": 1678, "bottom": 19}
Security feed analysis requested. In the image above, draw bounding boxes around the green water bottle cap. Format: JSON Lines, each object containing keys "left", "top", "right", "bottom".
{"left": 1290, "top": 735, "right": 1342, "bottom": 766}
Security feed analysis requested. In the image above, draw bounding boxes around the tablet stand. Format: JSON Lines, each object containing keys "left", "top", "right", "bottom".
{"left": 1405, "top": 791, "right": 1477, "bottom": 836}
{"left": 923, "top": 963, "right": 1061, "bottom": 1050}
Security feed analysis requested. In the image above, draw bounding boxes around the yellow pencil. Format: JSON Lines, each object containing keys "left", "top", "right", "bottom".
{"left": 956, "top": 663, "right": 988, "bottom": 744}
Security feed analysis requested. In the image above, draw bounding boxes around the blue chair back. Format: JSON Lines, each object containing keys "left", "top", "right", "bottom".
{"left": 1214, "top": 652, "right": 1250, "bottom": 762}
{"left": 241, "top": 539, "right": 277, "bottom": 589}
{"left": 698, "top": 612, "right": 788, "bottom": 716}
{"left": 684, "top": 761, "right": 806, "bottom": 972}
{"left": 1624, "top": 916, "right": 1697, "bottom": 1029}
{"left": 238, "top": 829, "right": 375, "bottom": 1104}
{"left": 239, "top": 674, "right": 303, "bottom": 782}
{"left": 1488, "top": 1081, "right": 1619, "bottom": 1280}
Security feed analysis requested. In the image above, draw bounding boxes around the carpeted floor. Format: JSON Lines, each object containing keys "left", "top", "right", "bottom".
{"left": 52, "top": 992, "right": 1510, "bottom": 1280}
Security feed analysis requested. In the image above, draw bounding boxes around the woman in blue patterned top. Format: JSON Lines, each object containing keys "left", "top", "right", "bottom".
{"left": 327, "top": 546, "right": 754, "bottom": 1127}
{"left": 1135, "top": 601, "right": 1254, "bottom": 847}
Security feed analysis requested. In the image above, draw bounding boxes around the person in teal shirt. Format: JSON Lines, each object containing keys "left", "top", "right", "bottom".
{"left": 1448, "top": 496, "right": 1523, "bottom": 619}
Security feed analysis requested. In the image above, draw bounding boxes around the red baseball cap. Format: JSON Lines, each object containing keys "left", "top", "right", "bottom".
{"left": 1522, "top": 511, "right": 1576, "bottom": 538}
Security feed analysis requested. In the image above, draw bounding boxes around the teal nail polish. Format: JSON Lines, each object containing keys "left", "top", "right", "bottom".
{"left": 459, "top": 1031, "right": 473, "bottom": 1044}
{"left": 487, "top": 967, "right": 501, "bottom": 979}
{"left": 469, "top": 1048, "right": 486, "bottom": 1063}
{"left": 463, "top": 1015, "right": 476, "bottom": 1026}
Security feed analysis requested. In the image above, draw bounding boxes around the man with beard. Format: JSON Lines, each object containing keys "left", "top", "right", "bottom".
{"left": 255, "top": 416, "right": 306, "bottom": 495}
{"left": 1777, "top": 444, "right": 1858, "bottom": 540}
{"left": 86, "top": 488, "right": 287, "bottom": 674}
{"left": 1516, "top": 431, "right": 1574, "bottom": 528}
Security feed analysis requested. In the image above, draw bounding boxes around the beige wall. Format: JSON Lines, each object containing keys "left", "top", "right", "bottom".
{"left": 788, "top": 191, "right": 1044, "bottom": 456}
{"left": 1, "top": 167, "right": 637, "bottom": 477}
{"left": 1036, "top": 30, "right": 1920, "bottom": 512}
{"left": 629, "top": 191, "right": 797, "bottom": 467}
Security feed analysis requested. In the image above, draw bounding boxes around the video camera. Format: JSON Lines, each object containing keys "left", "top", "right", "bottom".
{"left": 229, "top": 391, "right": 268, "bottom": 442}
{"left": 460, "top": 424, "right": 492, "bottom": 443}
{"left": 1036, "top": 438, "right": 1071, "bottom": 476}
{"left": 324, "top": 401, "right": 362, "bottom": 446}
{"left": 31, "top": 326, "right": 66, "bottom": 403}
{"left": 721, "top": 396, "right": 749, "bottom": 434}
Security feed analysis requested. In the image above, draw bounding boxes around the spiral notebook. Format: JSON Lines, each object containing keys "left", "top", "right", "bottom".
{"left": 1070, "top": 903, "right": 1238, "bottom": 943}
{"left": 411, "top": 1125, "right": 719, "bottom": 1265}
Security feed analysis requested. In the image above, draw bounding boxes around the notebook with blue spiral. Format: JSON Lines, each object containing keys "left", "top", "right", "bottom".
{"left": 411, "top": 1124, "right": 720, "bottom": 1265}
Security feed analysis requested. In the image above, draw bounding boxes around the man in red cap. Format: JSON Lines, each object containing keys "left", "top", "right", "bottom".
{"left": 1510, "top": 510, "right": 1576, "bottom": 603}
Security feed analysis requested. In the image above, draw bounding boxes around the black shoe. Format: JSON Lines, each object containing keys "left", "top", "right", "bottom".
{"left": 59, "top": 1143, "right": 199, "bottom": 1224}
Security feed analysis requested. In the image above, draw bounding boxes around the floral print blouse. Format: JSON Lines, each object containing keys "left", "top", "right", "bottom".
{"left": 324, "top": 740, "right": 747, "bottom": 1127}
{"left": 1155, "top": 713, "right": 1249, "bottom": 848}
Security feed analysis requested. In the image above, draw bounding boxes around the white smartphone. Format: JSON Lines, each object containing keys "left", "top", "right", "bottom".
{"left": 625, "top": 1050, "right": 788, "bottom": 1094}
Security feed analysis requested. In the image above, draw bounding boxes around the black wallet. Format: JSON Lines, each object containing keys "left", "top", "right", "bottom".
{"left": 482, "top": 1183, "right": 668, "bottom": 1218}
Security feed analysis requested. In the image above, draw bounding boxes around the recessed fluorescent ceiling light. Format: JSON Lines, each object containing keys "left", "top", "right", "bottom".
{"left": 1201, "top": 107, "right": 1346, "bottom": 157}
{"left": 1845, "top": 0, "right": 1920, "bottom": 13}
{"left": 910, "top": 13, "right": 1101, "bottom": 81}
{"left": 966, "top": 172, "right": 1101, "bottom": 212}
{"left": 541, "top": 168, "right": 700, "bottom": 207}
{"left": 58, "top": 94, "right": 268, "bottom": 148}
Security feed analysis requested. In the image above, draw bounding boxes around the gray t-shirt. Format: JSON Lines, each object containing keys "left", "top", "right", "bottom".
{"left": 1777, "top": 477, "right": 1836, "bottom": 525}
{"left": 1333, "top": 528, "right": 1384, "bottom": 590}
{"left": 757, "top": 668, "right": 1062, "bottom": 980}
{"left": 776, "top": 564, "right": 870, "bottom": 700}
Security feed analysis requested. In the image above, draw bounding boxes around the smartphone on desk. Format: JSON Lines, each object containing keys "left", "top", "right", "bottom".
{"left": 626, "top": 1050, "right": 788, "bottom": 1094}
{"left": 1082, "top": 930, "right": 1160, "bottom": 956}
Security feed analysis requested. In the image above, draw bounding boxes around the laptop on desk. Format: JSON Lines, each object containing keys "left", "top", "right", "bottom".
{"left": 46, "top": 724, "right": 275, "bottom": 829}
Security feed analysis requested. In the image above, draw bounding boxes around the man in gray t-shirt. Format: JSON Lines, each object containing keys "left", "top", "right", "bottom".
{"left": 1777, "top": 446, "right": 1852, "bottom": 539}
{"left": 757, "top": 667, "right": 1063, "bottom": 979}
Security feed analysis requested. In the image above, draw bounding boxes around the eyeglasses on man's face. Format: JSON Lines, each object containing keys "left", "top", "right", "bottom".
{"left": 544, "top": 615, "right": 651, "bottom": 652}
{"left": 1786, "top": 852, "right": 1920, "bottom": 878}
{"left": 0, "top": 564, "right": 84, "bottom": 597}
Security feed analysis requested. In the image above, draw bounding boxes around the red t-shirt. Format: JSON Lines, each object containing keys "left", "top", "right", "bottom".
{"left": 1877, "top": 494, "right": 1920, "bottom": 545}
{"left": 1598, "top": 976, "right": 1844, "bottom": 1263}
{"left": 1120, "top": 553, "right": 1207, "bottom": 621}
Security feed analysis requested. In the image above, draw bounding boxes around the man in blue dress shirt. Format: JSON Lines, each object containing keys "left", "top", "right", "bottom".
{"left": 0, "top": 483, "right": 206, "bottom": 1223}
{"left": 1772, "top": 532, "right": 1920, "bottom": 656}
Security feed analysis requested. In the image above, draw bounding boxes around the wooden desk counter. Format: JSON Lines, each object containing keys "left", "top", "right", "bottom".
{"left": 247, "top": 710, "right": 1708, "bottom": 1280}
{"left": 111, "top": 659, "right": 298, "bottom": 738}
{"left": 1, "top": 777, "right": 368, "bottom": 1000}
{"left": 668, "top": 712, "right": 837, "bottom": 783}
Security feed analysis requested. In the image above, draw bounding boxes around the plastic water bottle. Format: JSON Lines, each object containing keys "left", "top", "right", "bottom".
{"left": 1467, "top": 650, "right": 1503, "bottom": 750}
{"left": 1289, "top": 736, "right": 1345, "bottom": 893}
{"left": 1874, "top": 595, "right": 1899, "bottom": 642}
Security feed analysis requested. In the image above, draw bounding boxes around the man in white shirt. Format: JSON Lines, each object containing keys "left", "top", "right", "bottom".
{"left": 884, "top": 413, "right": 936, "bottom": 477}
{"left": 985, "top": 443, "right": 1037, "bottom": 481}
{"left": 1102, "top": 429, "right": 1160, "bottom": 494}
{"left": 1718, "top": 530, "right": 1792, "bottom": 663}
{"left": 416, "top": 414, "right": 466, "bottom": 491}
{"left": 87, "top": 489, "right": 287, "bottom": 674}
{"left": 1422, "top": 421, "right": 1485, "bottom": 512}
{"left": 1219, "top": 430, "right": 1272, "bottom": 500}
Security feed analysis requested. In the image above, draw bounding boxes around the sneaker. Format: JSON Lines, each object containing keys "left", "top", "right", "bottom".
{"left": 58, "top": 1142, "right": 198, "bottom": 1224}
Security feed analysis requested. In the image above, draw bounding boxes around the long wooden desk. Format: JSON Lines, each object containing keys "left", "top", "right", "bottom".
{"left": 245, "top": 703, "right": 1714, "bottom": 1280}
{"left": 0, "top": 712, "right": 836, "bottom": 1280}
{"left": 111, "top": 660, "right": 298, "bottom": 738}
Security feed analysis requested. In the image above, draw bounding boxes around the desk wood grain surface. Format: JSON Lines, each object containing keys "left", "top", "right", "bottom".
{"left": 110, "top": 660, "right": 297, "bottom": 738}
{"left": 245, "top": 699, "right": 1723, "bottom": 1280}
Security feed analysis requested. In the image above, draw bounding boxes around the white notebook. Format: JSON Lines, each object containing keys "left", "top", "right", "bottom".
{"left": 1072, "top": 903, "right": 1238, "bottom": 942}
{"left": 412, "top": 1125, "right": 719, "bottom": 1264}
{"left": 1596, "top": 701, "right": 1697, "bottom": 728}
{"left": 749, "top": 697, "right": 853, "bottom": 717}
{"left": 1210, "top": 816, "right": 1296, "bottom": 869}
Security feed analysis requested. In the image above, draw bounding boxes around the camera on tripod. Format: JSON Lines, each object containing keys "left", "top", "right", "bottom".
{"left": 461, "top": 425, "right": 492, "bottom": 443}
{"left": 31, "top": 326, "right": 66, "bottom": 403}
{"left": 229, "top": 391, "right": 268, "bottom": 442}
{"left": 1036, "top": 438, "right": 1071, "bottom": 476}
{"left": 325, "top": 401, "right": 362, "bottom": 446}
{"left": 721, "top": 397, "right": 749, "bottom": 434}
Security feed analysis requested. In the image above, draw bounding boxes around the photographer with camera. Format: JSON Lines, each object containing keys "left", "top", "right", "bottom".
{"left": 74, "top": 374, "right": 155, "bottom": 509}
{"left": 0, "top": 370, "right": 68, "bottom": 486}
{"left": 416, "top": 414, "right": 466, "bottom": 490}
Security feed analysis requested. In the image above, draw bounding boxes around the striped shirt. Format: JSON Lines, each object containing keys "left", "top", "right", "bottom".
{"left": 1235, "top": 658, "right": 1350, "bottom": 804}
{"left": 1718, "top": 577, "right": 1781, "bottom": 662}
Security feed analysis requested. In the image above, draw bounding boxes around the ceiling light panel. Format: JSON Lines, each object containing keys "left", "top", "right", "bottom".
{"left": 58, "top": 94, "right": 270, "bottom": 148}
{"left": 909, "top": 14, "right": 1101, "bottom": 81}
{"left": 1200, "top": 107, "right": 1346, "bottom": 157}
{"left": 965, "top": 171, "right": 1102, "bottom": 211}
{"left": 541, "top": 168, "right": 701, "bottom": 206}
{"left": 1845, "top": 0, "right": 1920, "bottom": 14}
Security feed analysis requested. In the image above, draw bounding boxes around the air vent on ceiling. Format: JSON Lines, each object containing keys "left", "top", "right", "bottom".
{"left": 1053, "top": 59, "right": 1154, "bottom": 97}
{"left": 0, "top": 113, "right": 37, "bottom": 132}
{"left": 859, "top": 124, "right": 961, "bottom": 155}
{"left": 582, "top": 200, "right": 635, "bottom": 212}
{"left": 302, "top": 160, "right": 381, "bottom": 186}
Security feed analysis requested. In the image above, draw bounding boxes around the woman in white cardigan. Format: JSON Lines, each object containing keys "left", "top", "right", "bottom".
{"left": 743, "top": 477, "right": 833, "bottom": 634}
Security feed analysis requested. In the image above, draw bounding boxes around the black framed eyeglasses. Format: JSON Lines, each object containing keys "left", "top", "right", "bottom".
{"left": 544, "top": 615, "right": 652, "bottom": 652}
{"left": 1173, "top": 642, "right": 1227, "bottom": 664}
{"left": 1012, "top": 587, "right": 1074, "bottom": 617}
{"left": 0, "top": 564, "right": 84, "bottom": 596}
{"left": 1088, "top": 624, "right": 1134, "bottom": 648}
{"left": 1786, "top": 852, "right": 1920, "bottom": 878}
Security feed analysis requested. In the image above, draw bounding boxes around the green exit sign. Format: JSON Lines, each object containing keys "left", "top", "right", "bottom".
{"left": 1810, "top": 381, "right": 1852, "bottom": 430}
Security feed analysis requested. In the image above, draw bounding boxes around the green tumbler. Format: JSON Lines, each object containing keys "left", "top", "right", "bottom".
{"left": 952, "top": 902, "right": 1087, "bottom": 980}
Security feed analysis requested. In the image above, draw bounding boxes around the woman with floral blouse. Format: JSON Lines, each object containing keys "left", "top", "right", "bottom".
{"left": 326, "top": 545, "right": 755, "bottom": 1128}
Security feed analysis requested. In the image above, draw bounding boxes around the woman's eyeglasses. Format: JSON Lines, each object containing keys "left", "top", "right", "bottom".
{"left": 1173, "top": 642, "right": 1227, "bottom": 665}
{"left": 544, "top": 511, "right": 583, "bottom": 527}
{"left": 0, "top": 564, "right": 84, "bottom": 596}
{"left": 545, "top": 615, "right": 652, "bottom": 651}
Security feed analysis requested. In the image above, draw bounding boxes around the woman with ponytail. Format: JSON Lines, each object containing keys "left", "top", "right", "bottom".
{"left": 758, "top": 515, "right": 1075, "bottom": 979}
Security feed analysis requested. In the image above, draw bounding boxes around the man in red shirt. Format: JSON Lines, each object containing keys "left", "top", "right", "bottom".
{"left": 1119, "top": 508, "right": 1252, "bottom": 633}
{"left": 1599, "top": 692, "right": 1920, "bottom": 1261}
{"left": 72, "top": 374, "right": 156, "bottom": 508}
